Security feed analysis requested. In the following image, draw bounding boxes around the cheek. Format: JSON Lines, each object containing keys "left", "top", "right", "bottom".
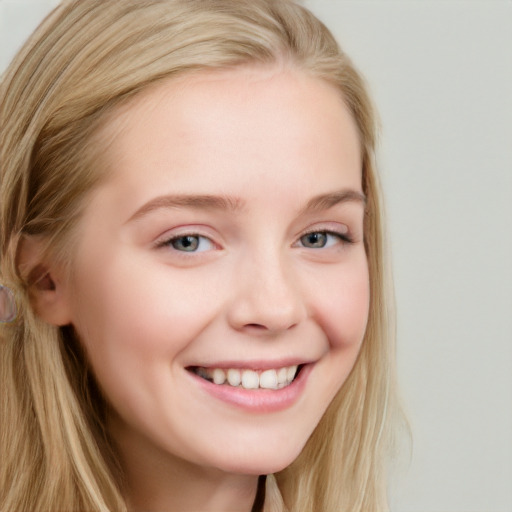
{"left": 299, "top": 258, "right": 370, "bottom": 430}
{"left": 75, "top": 253, "right": 188, "bottom": 333}
{"left": 309, "top": 259, "right": 370, "bottom": 350}
{"left": 68, "top": 265, "right": 222, "bottom": 424}
{"left": 69, "top": 256, "right": 225, "bottom": 388}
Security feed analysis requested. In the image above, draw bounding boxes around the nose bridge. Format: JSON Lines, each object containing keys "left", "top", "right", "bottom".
{"left": 227, "top": 242, "right": 307, "bottom": 334}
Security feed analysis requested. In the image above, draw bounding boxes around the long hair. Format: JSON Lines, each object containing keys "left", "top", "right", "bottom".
{"left": 0, "top": 1, "right": 401, "bottom": 510}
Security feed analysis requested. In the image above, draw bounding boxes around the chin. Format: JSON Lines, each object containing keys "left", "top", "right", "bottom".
{"left": 213, "top": 441, "right": 306, "bottom": 476}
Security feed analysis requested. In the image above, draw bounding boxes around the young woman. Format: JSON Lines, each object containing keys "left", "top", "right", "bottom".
{"left": 0, "top": 1, "right": 401, "bottom": 510}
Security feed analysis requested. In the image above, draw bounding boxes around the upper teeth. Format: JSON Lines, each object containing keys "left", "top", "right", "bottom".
{"left": 193, "top": 365, "right": 299, "bottom": 390}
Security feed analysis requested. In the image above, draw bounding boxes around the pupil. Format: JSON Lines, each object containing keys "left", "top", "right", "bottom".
{"left": 304, "top": 232, "right": 326, "bottom": 248}
{"left": 174, "top": 236, "right": 199, "bottom": 251}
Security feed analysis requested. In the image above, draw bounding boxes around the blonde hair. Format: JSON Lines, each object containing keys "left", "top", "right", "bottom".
{"left": 0, "top": 1, "right": 402, "bottom": 510}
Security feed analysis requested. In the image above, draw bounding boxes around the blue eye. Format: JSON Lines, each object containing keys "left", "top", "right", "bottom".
{"left": 165, "top": 235, "right": 214, "bottom": 252}
{"left": 299, "top": 231, "right": 350, "bottom": 249}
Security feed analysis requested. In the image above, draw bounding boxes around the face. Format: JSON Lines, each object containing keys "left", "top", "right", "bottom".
{"left": 61, "top": 66, "right": 369, "bottom": 475}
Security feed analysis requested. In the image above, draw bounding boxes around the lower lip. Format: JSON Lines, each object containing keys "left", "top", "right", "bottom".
{"left": 188, "top": 364, "right": 313, "bottom": 413}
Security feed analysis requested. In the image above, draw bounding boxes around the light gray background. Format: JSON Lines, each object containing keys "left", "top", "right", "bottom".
{"left": 1, "top": 1, "right": 511, "bottom": 511}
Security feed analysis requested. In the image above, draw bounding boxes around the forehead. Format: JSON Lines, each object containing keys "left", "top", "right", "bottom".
{"left": 94, "top": 65, "right": 362, "bottom": 201}
{"left": 104, "top": 64, "right": 359, "bottom": 150}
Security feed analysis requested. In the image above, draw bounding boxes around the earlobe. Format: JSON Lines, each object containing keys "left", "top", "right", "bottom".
{"left": 17, "top": 235, "right": 73, "bottom": 326}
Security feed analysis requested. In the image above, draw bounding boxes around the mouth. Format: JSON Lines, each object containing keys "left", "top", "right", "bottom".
{"left": 186, "top": 364, "right": 305, "bottom": 390}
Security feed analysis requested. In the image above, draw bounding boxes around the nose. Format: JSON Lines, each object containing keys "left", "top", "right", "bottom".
{"left": 226, "top": 252, "right": 307, "bottom": 335}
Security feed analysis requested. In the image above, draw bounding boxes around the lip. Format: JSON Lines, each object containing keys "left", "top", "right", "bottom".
{"left": 186, "top": 362, "right": 313, "bottom": 413}
{"left": 187, "top": 357, "right": 309, "bottom": 371}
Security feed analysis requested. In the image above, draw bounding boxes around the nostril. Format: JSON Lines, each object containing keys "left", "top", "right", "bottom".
{"left": 242, "top": 321, "right": 299, "bottom": 334}
{"left": 227, "top": 287, "right": 306, "bottom": 334}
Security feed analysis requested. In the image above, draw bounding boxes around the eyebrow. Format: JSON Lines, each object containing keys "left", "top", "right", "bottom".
{"left": 127, "top": 188, "right": 366, "bottom": 223}
{"left": 299, "top": 189, "right": 367, "bottom": 215}
{"left": 128, "top": 194, "right": 245, "bottom": 222}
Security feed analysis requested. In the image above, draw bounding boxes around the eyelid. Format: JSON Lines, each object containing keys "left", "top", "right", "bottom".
{"left": 164, "top": 234, "right": 215, "bottom": 253}
{"left": 299, "top": 229, "right": 353, "bottom": 247}
{"left": 301, "top": 225, "right": 349, "bottom": 237}
{"left": 153, "top": 227, "right": 221, "bottom": 251}
{"left": 297, "top": 222, "right": 351, "bottom": 239}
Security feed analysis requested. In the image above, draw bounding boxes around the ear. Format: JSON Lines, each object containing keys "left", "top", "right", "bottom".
{"left": 17, "top": 235, "right": 73, "bottom": 326}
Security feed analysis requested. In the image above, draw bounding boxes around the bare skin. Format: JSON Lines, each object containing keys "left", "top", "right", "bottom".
{"left": 113, "top": 413, "right": 259, "bottom": 512}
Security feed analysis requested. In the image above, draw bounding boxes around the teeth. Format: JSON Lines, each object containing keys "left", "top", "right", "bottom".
{"left": 259, "top": 369, "right": 278, "bottom": 390}
{"left": 277, "top": 367, "right": 288, "bottom": 388}
{"left": 241, "top": 370, "right": 259, "bottom": 389}
{"left": 212, "top": 368, "right": 226, "bottom": 385}
{"left": 193, "top": 365, "right": 301, "bottom": 390}
{"left": 287, "top": 365, "right": 298, "bottom": 382}
{"left": 227, "top": 369, "right": 241, "bottom": 387}
{"left": 196, "top": 367, "right": 210, "bottom": 380}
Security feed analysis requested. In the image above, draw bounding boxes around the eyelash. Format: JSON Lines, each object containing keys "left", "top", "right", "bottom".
{"left": 156, "top": 233, "right": 215, "bottom": 253}
{"left": 155, "top": 228, "right": 353, "bottom": 253}
{"left": 298, "top": 229, "right": 354, "bottom": 249}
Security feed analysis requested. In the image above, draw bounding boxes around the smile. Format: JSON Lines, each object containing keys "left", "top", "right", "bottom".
{"left": 187, "top": 362, "right": 313, "bottom": 412}
{"left": 189, "top": 365, "right": 302, "bottom": 390}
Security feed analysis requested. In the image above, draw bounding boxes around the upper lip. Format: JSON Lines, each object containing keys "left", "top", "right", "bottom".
{"left": 186, "top": 358, "right": 313, "bottom": 371}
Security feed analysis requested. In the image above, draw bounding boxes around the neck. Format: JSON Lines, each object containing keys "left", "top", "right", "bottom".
{"left": 110, "top": 418, "right": 260, "bottom": 512}
{"left": 125, "top": 468, "right": 259, "bottom": 512}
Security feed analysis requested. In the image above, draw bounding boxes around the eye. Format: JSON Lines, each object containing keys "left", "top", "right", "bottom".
{"left": 298, "top": 230, "right": 351, "bottom": 249}
{"left": 160, "top": 234, "right": 215, "bottom": 253}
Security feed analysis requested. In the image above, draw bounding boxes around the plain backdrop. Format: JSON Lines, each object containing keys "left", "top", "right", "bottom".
{"left": 1, "top": 1, "right": 511, "bottom": 511}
